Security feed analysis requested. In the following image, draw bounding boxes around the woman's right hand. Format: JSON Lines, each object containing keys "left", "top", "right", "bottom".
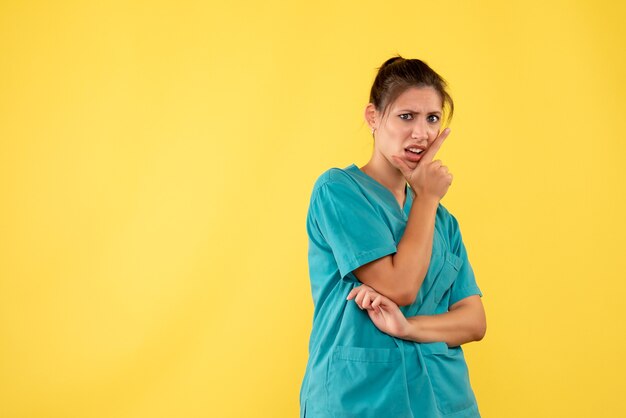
{"left": 391, "top": 127, "right": 453, "bottom": 201}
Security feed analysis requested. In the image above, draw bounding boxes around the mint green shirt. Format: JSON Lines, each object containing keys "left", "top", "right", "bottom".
{"left": 300, "top": 164, "right": 483, "bottom": 418}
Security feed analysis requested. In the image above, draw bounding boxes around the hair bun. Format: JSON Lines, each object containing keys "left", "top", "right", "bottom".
{"left": 380, "top": 55, "right": 404, "bottom": 69}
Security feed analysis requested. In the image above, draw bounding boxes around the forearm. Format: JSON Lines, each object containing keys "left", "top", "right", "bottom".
{"left": 391, "top": 195, "right": 439, "bottom": 303}
{"left": 402, "top": 305, "right": 486, "bottom": 347}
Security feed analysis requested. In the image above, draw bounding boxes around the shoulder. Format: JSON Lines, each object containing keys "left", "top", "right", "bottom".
{"left": 307, "top": 167, "right": 371, "bottom": 221}
{"left": 310, "top": 167, "right": 360, "bottom": 201}
{"left": 312, "top": 167, "right": 355, "bottom": 191}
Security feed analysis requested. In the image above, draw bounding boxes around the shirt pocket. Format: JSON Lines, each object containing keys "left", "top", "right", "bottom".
{"left": 421, "top": 343, "right": 478, "bottom": 415}
{"left": 414, "top": 250, "right": 463, "bottom": 316}
{"left": 433, "top": 251, "right": 463, "bottom": 305}
{"left": 326, "top": 345, "right": 412, "bottom": 418}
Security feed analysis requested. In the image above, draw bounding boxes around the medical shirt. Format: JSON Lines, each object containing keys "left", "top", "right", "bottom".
{"left": 299, "top": 163, "right": 483, "bottom": 418}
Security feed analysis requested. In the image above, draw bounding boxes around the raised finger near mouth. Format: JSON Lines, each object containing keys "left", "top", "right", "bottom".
{"left": 420, "top": 127, "right": 450, "bottom": 163}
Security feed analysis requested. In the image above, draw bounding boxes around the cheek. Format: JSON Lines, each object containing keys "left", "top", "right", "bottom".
{"left": 391, "top": 123, "right": 412, "bottom": 137}
{"left": 428, "top": 126, "right": 440, "bottom": 138}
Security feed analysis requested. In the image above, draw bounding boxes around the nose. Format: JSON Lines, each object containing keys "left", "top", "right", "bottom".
{"left": 410, "top": 119, "right": 429, "bottom": 141}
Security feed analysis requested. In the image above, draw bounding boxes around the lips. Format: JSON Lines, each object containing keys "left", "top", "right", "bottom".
{"left": 404, "top": 149, "right": 423, "bottom": 162}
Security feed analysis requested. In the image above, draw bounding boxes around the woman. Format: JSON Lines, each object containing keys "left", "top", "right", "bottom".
{"left": 300, "top": 56, "right": 486, "bottom": 418}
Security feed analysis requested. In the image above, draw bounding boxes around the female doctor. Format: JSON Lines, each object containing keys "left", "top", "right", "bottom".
{"left": 300, "top": 56, "right": 487, "bottom": 418}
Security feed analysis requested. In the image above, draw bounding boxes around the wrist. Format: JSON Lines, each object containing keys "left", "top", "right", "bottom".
{"left": 411, "top": 194, "right": 439, "bottom": 211}
{"left": 403, "top": 316, "right": 422, "bottom": 341}
{"left": 402, "top": 316, "right": 422, "bottom": 342}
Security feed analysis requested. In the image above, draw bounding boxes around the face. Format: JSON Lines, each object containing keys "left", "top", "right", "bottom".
{"left": 367, "top": 86, "right": 443, "bottom": 169}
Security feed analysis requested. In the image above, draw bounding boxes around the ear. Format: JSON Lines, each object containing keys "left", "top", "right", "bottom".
{"left": 364, "top": 103, "right": 378, "bottom": 130}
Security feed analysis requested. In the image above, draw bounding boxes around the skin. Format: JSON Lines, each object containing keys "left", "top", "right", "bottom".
{"left": 350, "top": 86, "right": 487, "bottom": 347}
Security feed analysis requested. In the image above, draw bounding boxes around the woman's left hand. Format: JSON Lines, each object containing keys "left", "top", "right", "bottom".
{"left": 346, "top": 284, "right": 409, "bottom": 338}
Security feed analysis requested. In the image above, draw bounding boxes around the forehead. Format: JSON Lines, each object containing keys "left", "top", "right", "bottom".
{"left": 390, "top": 86, "right": 442, "bottom": 111}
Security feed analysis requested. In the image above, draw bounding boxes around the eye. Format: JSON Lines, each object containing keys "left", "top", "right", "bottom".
{"left": 399, "top": 113, "right": 413, "bottom": 120}
{"left": 427, "top": 114, "right": 440, "bottom": 123}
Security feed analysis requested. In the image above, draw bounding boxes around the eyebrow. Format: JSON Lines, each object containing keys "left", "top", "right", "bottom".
{"left": 398, "top": 109, "right": 442, "bottom": 115}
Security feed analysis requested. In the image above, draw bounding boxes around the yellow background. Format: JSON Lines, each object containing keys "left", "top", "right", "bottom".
{"left": 1, "top": 1, "right": 625, "bottom": 417}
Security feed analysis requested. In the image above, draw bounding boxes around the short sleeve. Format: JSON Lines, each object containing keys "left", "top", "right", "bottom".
{"left": 447, "top": 213, "right": 483, "bottom": 307}
{"left": 310, "top": 177, "right": 397, "bottom": 281}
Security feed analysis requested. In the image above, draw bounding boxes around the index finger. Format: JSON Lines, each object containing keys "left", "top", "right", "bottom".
{"left": 346, "top": 285, "right": 364, "bottom": 300}
{"left": 420, "top": 127, "right": 450, "bottom": 163}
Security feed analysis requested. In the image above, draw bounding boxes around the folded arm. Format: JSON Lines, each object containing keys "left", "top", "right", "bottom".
{"left": 349, "top": 286, "right": 486, "bottom": 347}
{"left": 404, "top": 295, "right": 486, "bottom": 347}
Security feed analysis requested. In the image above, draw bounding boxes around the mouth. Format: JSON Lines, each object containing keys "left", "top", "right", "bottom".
{"left": 404, "top": 147, "right": 424, "bottom": 162}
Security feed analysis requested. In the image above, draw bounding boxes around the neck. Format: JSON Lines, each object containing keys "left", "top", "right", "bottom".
{"left": 360, "top": 151, "right": 406, "bottom": 197}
